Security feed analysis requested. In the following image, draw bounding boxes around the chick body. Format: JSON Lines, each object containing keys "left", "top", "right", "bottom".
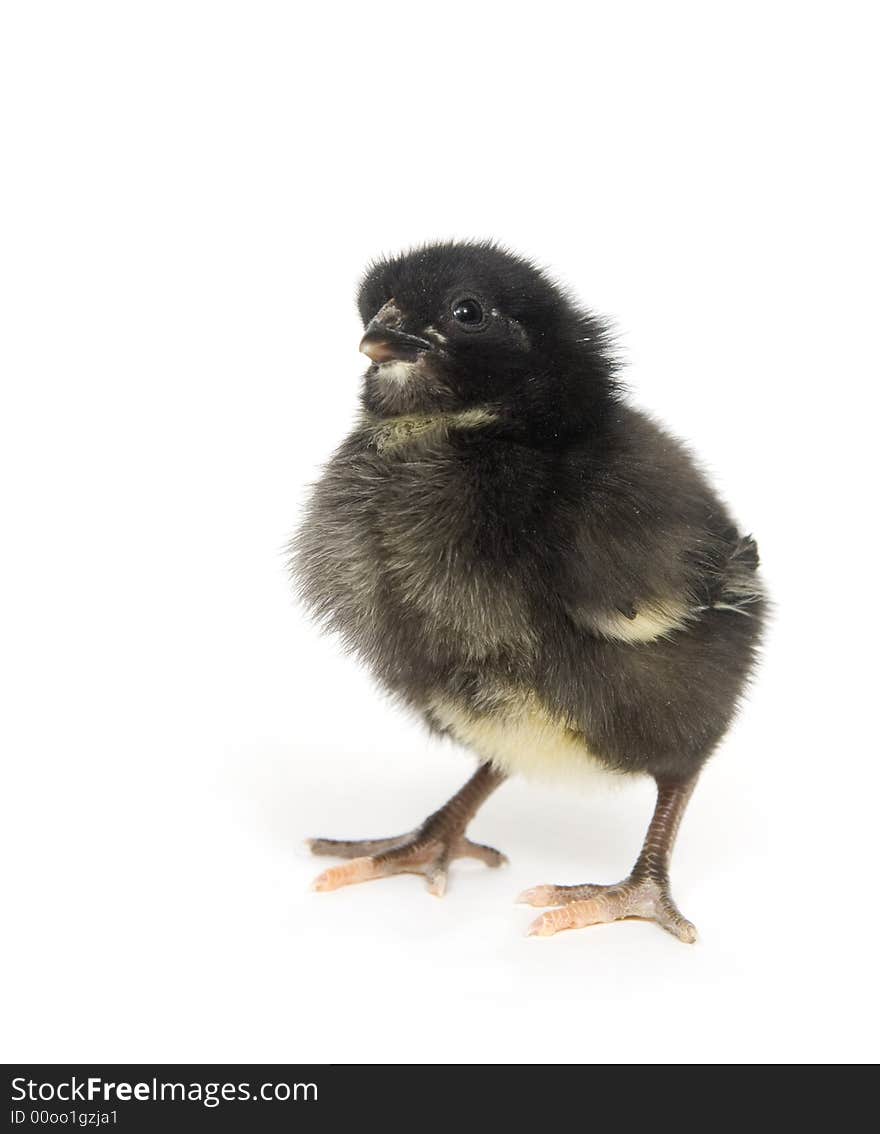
{"left": 294, "top": 241, "right": 765, "bottom": 939}
{"left": 297, "top": 401, "right": 762, "bottom": 785}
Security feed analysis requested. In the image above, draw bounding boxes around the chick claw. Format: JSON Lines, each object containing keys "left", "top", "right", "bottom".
{"left": 309, "top": 831, "right": 507, "bottom": 896}
{"left": 518, "top": 877, "right": 697, "bottom": 943}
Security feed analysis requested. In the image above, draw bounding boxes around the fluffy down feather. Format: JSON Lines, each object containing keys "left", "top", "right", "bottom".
{"left": 292, "top": 242, "right": 765, "bottom": 784}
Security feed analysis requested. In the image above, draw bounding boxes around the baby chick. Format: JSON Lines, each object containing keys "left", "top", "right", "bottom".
{"left": 292, "top": 241, "right": 765, "bottom": 941}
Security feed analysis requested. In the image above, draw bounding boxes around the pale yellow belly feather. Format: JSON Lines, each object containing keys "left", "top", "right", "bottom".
{"left": 429, "top": 691, "right": 620, "bottom": 787}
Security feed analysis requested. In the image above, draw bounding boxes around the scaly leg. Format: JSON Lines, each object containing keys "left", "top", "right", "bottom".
{"left": 520, "top": 774, "right": 699, "bottom": 942}
{"left": 309, "top": 763, "right": 507, "bottom": 896}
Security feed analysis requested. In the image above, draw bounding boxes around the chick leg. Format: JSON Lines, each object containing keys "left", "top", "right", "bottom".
{"left": 309, "top": 762, "right": 507, "bottom": 896}
{"left": 519, "top": 774, "right": 699, "bottom": 942}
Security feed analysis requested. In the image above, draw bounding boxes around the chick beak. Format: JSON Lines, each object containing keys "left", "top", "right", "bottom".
{"left": 359, "top": 322, "right": 433, "bottom": 364}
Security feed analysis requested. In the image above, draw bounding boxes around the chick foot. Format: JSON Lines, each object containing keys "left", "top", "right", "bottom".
{"left": 308, "top": 762, "right": 506, "bottom": 897}
{"left": 519, "top": 876, "right": 697, "bottom": 942}
{"left": 310, "top": 831, "right": 506, "bottom": 896}
{"left": 518, "top": 774, "right": 700, "bottom": 943}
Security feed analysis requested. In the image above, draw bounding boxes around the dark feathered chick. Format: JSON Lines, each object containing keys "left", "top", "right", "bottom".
{"left": 293, "top": 240, "right": 765, "bottom": 942}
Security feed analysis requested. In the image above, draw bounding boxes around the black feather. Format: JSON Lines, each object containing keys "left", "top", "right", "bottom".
{"left": 292, "top": 241, "right": 766, "bottom": 785}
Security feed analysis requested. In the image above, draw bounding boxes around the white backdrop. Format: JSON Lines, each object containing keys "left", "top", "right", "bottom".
{"left": 2, "top": 2, "right": 877, "bottom": 1064}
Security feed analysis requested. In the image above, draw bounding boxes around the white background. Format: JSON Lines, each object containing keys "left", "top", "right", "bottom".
{"left": 2, "top": 2, "right": 878, "bottom": 1065}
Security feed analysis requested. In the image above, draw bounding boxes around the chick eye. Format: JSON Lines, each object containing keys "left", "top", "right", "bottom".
{"left": 451, "top": 297, "right": 484, "bottom": 326}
